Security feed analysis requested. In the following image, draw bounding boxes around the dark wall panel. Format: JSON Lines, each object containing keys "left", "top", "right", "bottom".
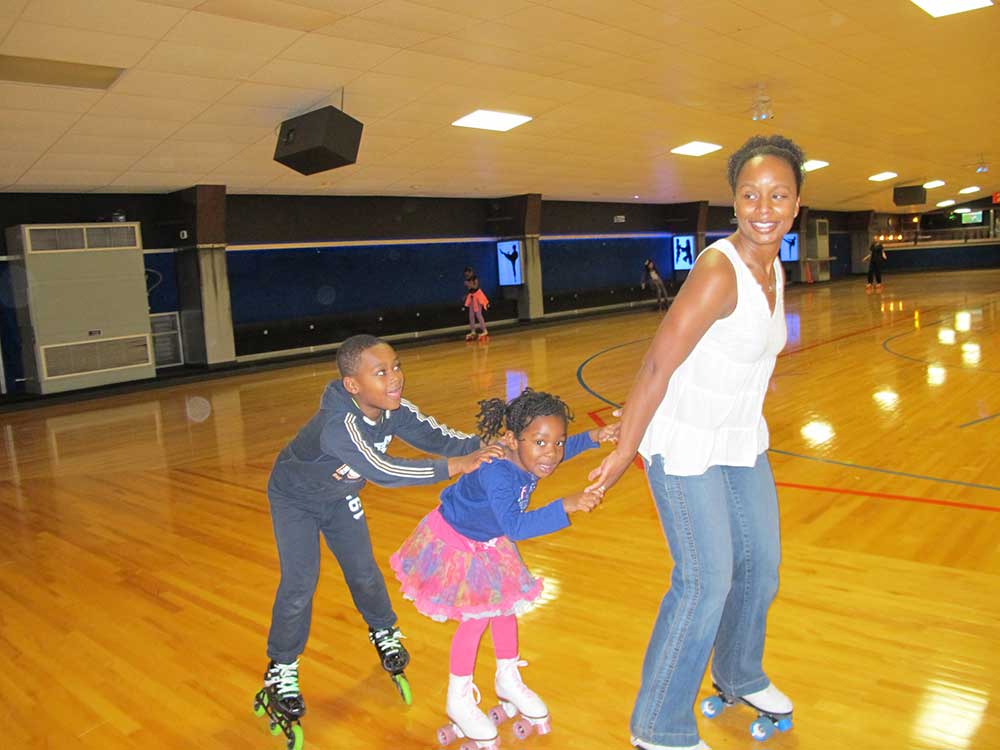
{"left": 541, "top": 235, "right": 672, "bottom": 292}
{"left": 227, "top": 240, "right": 498, "bottom": 324}
{"left": 542, "top": 200, "right": 674, "bottom": 235}
{"left": 0, "top": 193, "right": 181, "bottom": 252}
{"left": 886, "top": 243, "right": 1000, "bottom": 270}
{"left": 226, "top": 195, "right": 490, "bottom": 245}
{"left": 144, "top": 252, "right": 180, "bottom": 314}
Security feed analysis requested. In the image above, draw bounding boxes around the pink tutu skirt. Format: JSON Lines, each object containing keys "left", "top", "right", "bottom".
{"left": 390, "top": 508, "right": 543, "bottom": 622}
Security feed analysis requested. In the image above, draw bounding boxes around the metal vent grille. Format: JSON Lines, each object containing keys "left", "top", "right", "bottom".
{"left": 87, "top": 225, "right": 137, "bottom": 249}
{"left": 43, "top": 336, "right": 151, "bottom": 379}
{"left": 27, "top": 224, "right": 139, "bottom": 252}
{"left": 150, "top": 313, "right": 183, "bottom": 368}
{"left": 28, "top": 227, "right": 86, "bottom": 251}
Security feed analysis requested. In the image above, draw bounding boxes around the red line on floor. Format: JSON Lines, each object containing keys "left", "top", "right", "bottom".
{"left": 776, "top": 481, "right": 998, "bottom": 513}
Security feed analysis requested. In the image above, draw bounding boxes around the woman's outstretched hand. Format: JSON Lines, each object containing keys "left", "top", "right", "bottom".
{"left": 585, "top": 447, "right": 634, "bottom": 494}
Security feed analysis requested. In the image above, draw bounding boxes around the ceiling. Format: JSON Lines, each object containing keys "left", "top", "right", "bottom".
{"left": 0, "top": 0, "right": 998, "bottom": 213}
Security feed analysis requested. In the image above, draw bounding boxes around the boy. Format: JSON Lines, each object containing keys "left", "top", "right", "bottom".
{"left": 260, "top": 334, "right": 502, "bottom": 722}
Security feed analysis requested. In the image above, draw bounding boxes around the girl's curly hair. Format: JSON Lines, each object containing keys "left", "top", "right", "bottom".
{"left": 475, "top": 388, "right": 573, "bottom": 443}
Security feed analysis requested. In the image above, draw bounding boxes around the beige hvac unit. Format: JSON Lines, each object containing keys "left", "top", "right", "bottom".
{"left": 5, "top": 222, "right": 155, "bottom": 394}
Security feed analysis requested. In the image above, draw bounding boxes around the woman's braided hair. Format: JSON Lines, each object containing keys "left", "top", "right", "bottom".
{"left": 476, "top": 388, "right": 574, "bottom": 443}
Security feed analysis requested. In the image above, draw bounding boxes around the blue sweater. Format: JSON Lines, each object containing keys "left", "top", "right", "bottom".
{"left": 439, "top": 432, "right": 599, "bottom": 542}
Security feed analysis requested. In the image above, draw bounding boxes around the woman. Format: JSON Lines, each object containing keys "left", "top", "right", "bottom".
{"left": 587, "top": 135, "right": 802, "bottom": 750}
{"left": 642, "top": 258, "right": 670, "bottom": 310}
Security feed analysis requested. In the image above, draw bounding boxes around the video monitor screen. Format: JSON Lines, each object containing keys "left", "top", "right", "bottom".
{"left": 497, "top": 240, "right": 523, "bottom": 285}
{"left": 672, "top": 235, "right": 695, "bottom": 271}
{"left": 780, "top": 233, "right": 799, "bottom": 261}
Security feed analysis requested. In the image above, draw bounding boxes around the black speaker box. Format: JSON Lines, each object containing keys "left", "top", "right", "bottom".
{"left": 273, "top": 106, "right": 363, "bottom": 175}
{"left": 893, "top": 185, "right": 926, "bottom": 206}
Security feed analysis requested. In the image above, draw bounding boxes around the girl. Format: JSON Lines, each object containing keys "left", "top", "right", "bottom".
{"left": 642, "top": 258, "right": 670, "bottom": 311}
{"left": 464, "top": 273, "right": 490, "bottom": 341}
{"left": 390, "top": 389, "right": 616, "bottom": 749}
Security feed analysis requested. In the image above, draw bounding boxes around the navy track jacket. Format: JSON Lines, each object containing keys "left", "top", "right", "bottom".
{"left": 268, "top": 380, "right": 481, "bottom": 501}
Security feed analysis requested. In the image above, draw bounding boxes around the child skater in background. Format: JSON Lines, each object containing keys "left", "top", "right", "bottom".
{"left": 641, "top": 258, "right": 670, "bottom": 311}
{"left": 464, "top": 273, "right": 490, "bottom": 341}
{"left": 391, "top": 389, "right": 618, "bottom": 749}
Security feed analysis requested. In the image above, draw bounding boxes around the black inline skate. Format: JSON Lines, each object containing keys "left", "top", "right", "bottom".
{"left": 369, "top": 625, "right": 412, "bottom": 704}
{"left": 253, "top": 659, "right": 305, "bottom": 750}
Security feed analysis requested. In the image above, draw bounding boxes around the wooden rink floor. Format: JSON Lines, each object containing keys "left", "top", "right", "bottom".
{"left": 1, "top": 268, "right": 999, "bottom": 750}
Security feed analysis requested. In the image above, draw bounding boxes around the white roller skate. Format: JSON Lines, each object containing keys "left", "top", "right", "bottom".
{"left": 437, "top": 674, "right": 500, "bottom": 750}
{"left": 488, "top": 657, "right": 551, "bottom": 739}
{"left": 700, "top": 681, "right": 793, "bottom": 742}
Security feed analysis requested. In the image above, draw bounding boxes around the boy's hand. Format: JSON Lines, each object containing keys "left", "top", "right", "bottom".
{"left": 563, "top": 489, "right": 604, "bottom": 513}
{"left": 447, "top": 444, "right": 504, "bottom": 477}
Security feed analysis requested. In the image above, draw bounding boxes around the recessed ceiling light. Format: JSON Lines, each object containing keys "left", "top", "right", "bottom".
{"left": 954, "top": 207, "right": 972, "bottom": 213}
{"left": 633, "top": 194, "right": 640, "bottom": 199}
{"left": 937, "top": 199, "right": 956, "bottom": 207}
{"left": 909, "top": 0, "right": 993, "bottom": 18}
{"left": 922, "top": 179, "right": 945, "bottom": 188}
{"left": 868, "top": 171, "right": 898, "bottom": 182}
{"left": 958, "top": 185, "right": 980, "bottom": 194}
{"left": 670, "top": 141, "right": 723, "bottom": 157}
{"left": 802, "top": 159, "right": 829, "bottom": 172}
{"left": 451, "top": 109, "right": 532, "bottom": 132}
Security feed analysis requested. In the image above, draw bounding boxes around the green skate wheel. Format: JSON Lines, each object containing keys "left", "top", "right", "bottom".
{"left": 394, "top": 674, "right": 412, "bottom": 705}
{"left": 287, "top": 724, "right": 304, "bottom": 750}
{"left": 253, "top": 692, "right": 267, "bottom": 717}
{"left": 269, "top": 720, "right": 283, "bottom": 736}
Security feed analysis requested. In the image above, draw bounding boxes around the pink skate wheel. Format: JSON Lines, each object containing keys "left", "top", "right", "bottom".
{"left": 534, "top": 718, "right": 552, "bottom": 735}
{"left": 488, "top": 705, "right": 507, "bottom": 726}
{"left": 437, "top": 724, "right": 458, "bottom": 746}
{"left": 512, "top": 719, "right": 533, "bottom": 740}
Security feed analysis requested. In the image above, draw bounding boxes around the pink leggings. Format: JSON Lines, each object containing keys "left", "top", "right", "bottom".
{"left": 450, "top": 615, "right": 518, "bottom": 675}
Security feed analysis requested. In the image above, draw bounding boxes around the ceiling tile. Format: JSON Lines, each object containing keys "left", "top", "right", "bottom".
{"left": 88, "top": 93, "right": 202, "bottom": 122}
{"left": 280, "top": 32, "right": 400, "bottom": 70}
{"left": 21, "top": 0, "right": 185, "bottom": 39}
{"left": 315, "top": 16, "right": 436, "bottom": 46}
{"left": 219, "top": 82, "right": 330, "bottom": 110}
{"left": 111, "top": 69, "right": 239, "bottom": 103}
{"left": 355, "top": 0, "right": 475, "bottom": 34}
{"left": 164, "top": 11, "right": 304, "bottom": 56}
{"left": 249, "top": 59, "right": 362, "bottom": 90}
{"left": 195, "top": 0, "right": 340, "bottom": 30}
{"left": 1, "top": 21, "right": 156, "bottom": 67}
{"left": 139, "top": 42, "right": 272, "bottom": 80}
{"left": 0, "top": 81, "right": 101, "bottom": 111}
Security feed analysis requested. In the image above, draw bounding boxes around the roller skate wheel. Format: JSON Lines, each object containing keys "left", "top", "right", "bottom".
{"left": 437, "top": 724, "right": 459, "bottom": 746}
{"left": 534, "top": 717, "right": 552, "bottom": 735}
{"left": 287, "top": 724, "right": 304, "bottom": 750}
{"left": 701, "top": 695, "right": 725, "bottom": 718}
{"left": 269, "top": 720, "right": 283, "bottom": 737}
{"left": 488, "top": 705, "right": 508, "bottom": 726}
{"left": 750, "top": 717, "right": 775, "bottom": 741}
{"left": 253, "top": 695, "right": 266, "bottom": 717}
{"left": 777, "top": 717, "right": 793, "bottom": 732}
{"left": 513, "top": 718, "right": 533, "bottom": 740}
{"left": 393, "top": 674, "right": 412, "bottom": 705}
{"left": 459, "top": 743, "right": 479, "bottom": 750}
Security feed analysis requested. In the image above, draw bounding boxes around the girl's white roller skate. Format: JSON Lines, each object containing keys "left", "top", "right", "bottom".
{"left": 488, "top": 657, "right": 551, "bottom": 740}
{"left": 438, "top": 674, "right": 500, "bottom": 750}
{"left": 700, "top": 681, "right": 793, "bottom": 741}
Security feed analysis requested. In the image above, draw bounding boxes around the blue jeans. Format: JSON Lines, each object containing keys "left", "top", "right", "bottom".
{"left": 631, "top": 452, "right": 781, "bottom": 747}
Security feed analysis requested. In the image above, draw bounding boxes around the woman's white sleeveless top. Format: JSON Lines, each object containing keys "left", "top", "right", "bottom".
{"left": 638, "top": 238, "right": 786, "bottom": 476}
